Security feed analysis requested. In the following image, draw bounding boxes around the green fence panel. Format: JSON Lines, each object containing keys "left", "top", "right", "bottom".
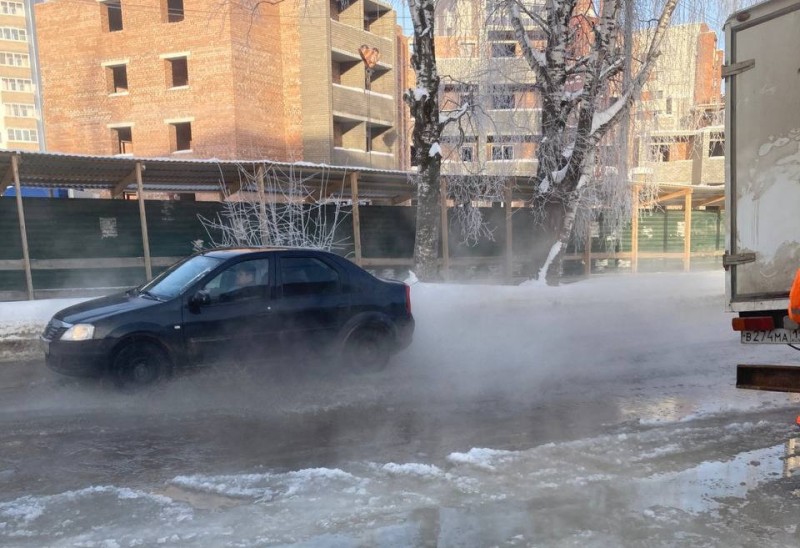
{"left": 359, "top": 206, "right": 416, "bottom": 258}
{"left": 146, "top": 200, "right": 225, "bottom": 257}
{"left": 691, "top": 210, "right": 722, "bottom": 251}
{"left": 0, "top": 198, "right": 23, "bottom": 260}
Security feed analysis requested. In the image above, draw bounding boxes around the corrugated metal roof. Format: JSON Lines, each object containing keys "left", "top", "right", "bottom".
{"left": 0, "top": 150, "right": 415, "bottom": 199}
{"left": 0, "top": 149, "right": 725, "bottom": 206}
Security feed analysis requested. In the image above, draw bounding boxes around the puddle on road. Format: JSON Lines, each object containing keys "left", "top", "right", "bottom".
{"left": 156, "top": 485, "right": 244, "bottom": 511}
{"left": 633, "top": 441, "right": 798, "bottom": 515}
{"left": 2, "top": 425, "right": 800, "bottom": 546}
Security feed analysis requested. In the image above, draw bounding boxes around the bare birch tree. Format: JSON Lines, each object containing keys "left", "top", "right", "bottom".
{"left": 404, "top": 0, "right": 445, "bottom": 280}
{"left": 499, "top": 0, "right": 678, "bottom": 283}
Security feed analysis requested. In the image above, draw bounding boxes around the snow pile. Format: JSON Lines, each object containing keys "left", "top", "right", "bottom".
{"left": 171, "top": 467, "right": 367, "bottom": 502}
{"left": 0, "top": 485, "right": 192, "bottom": 533}
{"left": 447, "top": 448, "right": 517, "bottom": 471}
{"left": 0, "top": 297, "right": 86, "bottom": 341}
{"left": 382, "top": 462, "right": 445, "bottom": 478}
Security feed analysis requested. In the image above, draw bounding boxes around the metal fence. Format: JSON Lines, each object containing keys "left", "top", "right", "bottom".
{"left": 0, "top": 196, "right": 723, "bottom": 300}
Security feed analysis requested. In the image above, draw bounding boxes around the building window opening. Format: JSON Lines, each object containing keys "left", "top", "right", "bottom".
{"left": 166, "top": 0, "right": 184, "bottom": 22}
{"left": 491, "top": 144, "right": 514, "bottom": 161}
{"left": 708, "top": 133, "right": 724, "bottom": 157}
{"left": 651, "top": 143, "right": 670, "bottom": 162}
{"left": 171, "top": 122, "right": 192, "bottom": 152}
{"left": 7, "top": 128, "right": 37, "bottom": 142}
{"left": 460, "top": 145, "right": 474, "bottom": 162}
{"left": 113, "top": 126, "right": 133, "bottom": 155}
{"left": 367, "top": 125, "right": 390, "bottom": 153}
{"left": 107, "top": 64, "right": 128, "bottom": 93}
{"left": 0, "top": 2, "right": 24, "bottom": 15}
{"left": 364, "top": 9, "right": 385, "bottom": 32}
{"left": 167, "top": 57, "right": 188, "bottom": 87}
{"left": 491, "top": 42, "right": 516, "bottom": 58}
{"left": 492, "top": 92, "right": 515, "bottom": 110}
{"left": 105, "top": 1, "right": 123, "bottom": 32}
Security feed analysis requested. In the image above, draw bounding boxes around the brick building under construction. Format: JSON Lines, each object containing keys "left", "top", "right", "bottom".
{"left": 34, "top": 0, "right": 408, "bottom": 168}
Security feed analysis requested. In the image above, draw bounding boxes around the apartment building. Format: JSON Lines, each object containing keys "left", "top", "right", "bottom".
{"left": 35, "top": 0, "right": 404, "bottom": 168}
{"left": 430, "top": 0, "right": 595, "bottom": 178}
{"left": 632, "top": 23, "right": 725, "bottom": 187}
{"left": 0, "top": 0, "right": 44, "bottom": 151}
{"left": 432, "top": 0, "right": 541, "bottom": 177}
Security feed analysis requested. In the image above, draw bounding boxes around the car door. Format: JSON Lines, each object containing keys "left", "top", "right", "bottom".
{"left": 273, "top": 253, "right": 351, "bottom": 356}
{"left": 181, "top": 256, "right": 276, "bottom": 365}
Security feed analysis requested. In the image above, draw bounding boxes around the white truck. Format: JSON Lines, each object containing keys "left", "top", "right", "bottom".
{"left": 722, "top": 0, "right": 800, "bottom": 392}
{"left": 724, "top": 0, "right": 800, "bottom": 391}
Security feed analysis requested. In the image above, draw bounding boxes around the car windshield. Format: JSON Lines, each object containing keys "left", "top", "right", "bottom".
{"left": 138, "top": 255, "right": 223, "bottom": 300}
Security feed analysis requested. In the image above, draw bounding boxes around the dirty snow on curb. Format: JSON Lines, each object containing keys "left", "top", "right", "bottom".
{"left": 0, "top": 298, "right": 87, "bottom": 340}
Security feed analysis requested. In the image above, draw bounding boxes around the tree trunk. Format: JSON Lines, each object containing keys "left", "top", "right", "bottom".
{"left": 528, "top": 191, "right": 580, "bottom": 285}
{"left": 404, "top": 0, "right": 443, "bottom": 281}
{"left": 413, "top": 167, "right": 442, "bottom": 281}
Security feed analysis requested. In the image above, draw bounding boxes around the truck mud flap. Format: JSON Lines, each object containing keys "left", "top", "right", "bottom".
{"left": 737, "top": 364, "right": 800, "bottom": 393}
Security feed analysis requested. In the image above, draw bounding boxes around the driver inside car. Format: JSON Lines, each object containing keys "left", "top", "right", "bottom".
{"left": 220, "top": 263, "right": 259, "bottom": 301}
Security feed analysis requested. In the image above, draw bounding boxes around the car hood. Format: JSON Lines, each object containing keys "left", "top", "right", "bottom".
{"left": 54, "top": 291, "right": 164, "bottom": 325}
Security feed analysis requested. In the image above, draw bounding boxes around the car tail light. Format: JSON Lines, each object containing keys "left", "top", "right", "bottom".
{"left": 732, "top": 316, "right": 774, "bottom": 331}
{"left": 404, "top": 284, "right": 411, "bottom": 316}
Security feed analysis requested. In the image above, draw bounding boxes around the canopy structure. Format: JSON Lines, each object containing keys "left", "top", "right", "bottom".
{"left": 0, "top": 150, "right": 724, "bottom": 299}
{"left": 0, "top": 150, "right": 417, "bottom": 202}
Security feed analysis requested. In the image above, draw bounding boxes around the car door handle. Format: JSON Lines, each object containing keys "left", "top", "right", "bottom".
{"left": 256, "top": 306, "right": 272, "bottom": 317}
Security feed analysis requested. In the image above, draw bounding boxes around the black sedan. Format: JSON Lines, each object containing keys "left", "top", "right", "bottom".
{"left": 42, "top": 248, "right": 414, "bottom": 388}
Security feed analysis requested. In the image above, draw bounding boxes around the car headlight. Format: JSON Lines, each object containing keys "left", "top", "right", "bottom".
{"left": 60, "top": 324, "right": 95, "bottom": 341}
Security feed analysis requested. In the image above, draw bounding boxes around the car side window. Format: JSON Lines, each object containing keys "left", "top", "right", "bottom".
{"left": 280, "top": 257, "right": 340, "bottom": 298}
{"left": 202, "top": 258, "right": 270, "bottom": 304}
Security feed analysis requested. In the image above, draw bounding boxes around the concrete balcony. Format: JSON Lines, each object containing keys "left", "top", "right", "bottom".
{"left": 699, "top": 156, "right": 724, "bottom": 185}
{"left": 437, "top": 57, "right": 536, "bottom": 84}
{"left": 442, "top": 159, "right": 538, "bottom": 178}
{"left": 648, "top": 160, "right": 693, "bottom": 184}
{"left": 482, "top": 109, "right": 541, "bottom": 135}
{"left": 332, "top": 84, "right": 394, "bottom": 125}
{"left": 333, "top": 147, "right": 397, "bottom": 170}
{"left": 330, "top": 20, "right": 393, "bottom": 68}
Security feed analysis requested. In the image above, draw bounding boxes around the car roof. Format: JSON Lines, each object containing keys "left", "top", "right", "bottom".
{"left": 201, "top": 247, "right": 331, "bottom": 259}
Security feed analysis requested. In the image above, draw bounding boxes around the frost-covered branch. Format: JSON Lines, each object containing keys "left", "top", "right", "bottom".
{"left": 588, "top": 0, "right": 679, "bottom": 143}
{"left": 197, "top": 163, "right": 350, "bottom": 251}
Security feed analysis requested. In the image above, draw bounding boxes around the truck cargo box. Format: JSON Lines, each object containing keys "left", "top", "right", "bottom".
{"left": 724, "top": 0, "right": 800, "bottom": 313}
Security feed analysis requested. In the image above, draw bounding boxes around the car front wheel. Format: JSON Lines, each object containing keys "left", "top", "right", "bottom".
{"left": 111, "top": 340, "right": 170, "bottom": 389}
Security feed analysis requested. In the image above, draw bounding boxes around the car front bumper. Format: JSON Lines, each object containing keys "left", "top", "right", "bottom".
{"left": 43, "top": 337, "right": 108, "bottom": 378}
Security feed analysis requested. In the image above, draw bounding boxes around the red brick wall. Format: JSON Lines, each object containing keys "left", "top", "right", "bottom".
{"left": 278, "top": 0, "right": 303, "bottom": 160}
{"left": 36, "top": 0, "right": 299, "bottom": 160}
{"left": 694, "top": 24, "right": 722, "bottom": 107}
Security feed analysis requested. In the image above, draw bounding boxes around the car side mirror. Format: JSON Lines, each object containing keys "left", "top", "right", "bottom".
{"left": 191, "top": 290, "right": 211, "bottom": 307}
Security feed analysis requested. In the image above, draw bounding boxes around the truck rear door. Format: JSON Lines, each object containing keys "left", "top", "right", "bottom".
{"left": 725, "top": 0, "right": 800, "bottom": 311}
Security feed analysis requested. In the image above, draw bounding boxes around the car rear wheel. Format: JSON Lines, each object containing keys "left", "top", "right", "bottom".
{"left": 343, "top": 326, "right": 391, "bottom": 372}
{"left": 111, "top": 340, "right": 170, "bottom": 389}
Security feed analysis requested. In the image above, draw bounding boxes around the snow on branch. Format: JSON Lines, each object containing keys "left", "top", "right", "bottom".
{"left": 505, "top": 1, "right": 547, "bottom": 74}
{"left": 588, "top": 0, "right": 678, "bottom": 143}
{"left": 513, "top": 0, "right": 549, "bottom": 33}
{"left": 438, "top": 101, "right": 471, "bottom": 126}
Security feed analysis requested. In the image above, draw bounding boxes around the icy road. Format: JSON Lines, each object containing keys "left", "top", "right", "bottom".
{"left": 2, "top": 271, "right": 800, "bottom": 547}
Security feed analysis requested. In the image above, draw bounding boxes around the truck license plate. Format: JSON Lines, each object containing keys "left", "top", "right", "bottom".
{"left": 741, "top": 329, "right": 800, "bottom": 344}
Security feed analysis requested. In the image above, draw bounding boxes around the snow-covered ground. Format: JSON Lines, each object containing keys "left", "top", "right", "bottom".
{"left": 2, "top": 271, "right": 800, "bottom": 546}
{"left": 0, "top": 297, "right": 86, "bottom": 341}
